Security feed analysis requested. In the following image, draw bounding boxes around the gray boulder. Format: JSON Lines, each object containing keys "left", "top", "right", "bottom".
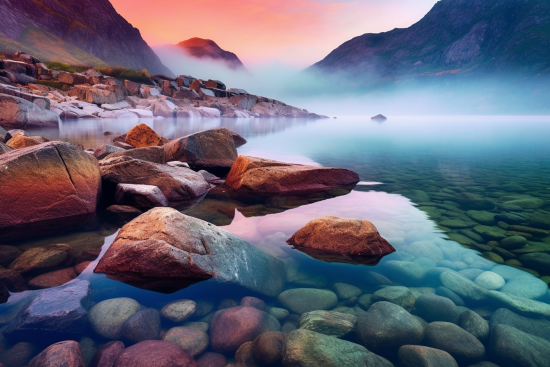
{"left": 121, "top": 308, "right": 161, "bottom": 343}
{"left": 490, "top": 308, "right": 550, "bottom": 342}
{"left": 460, "top": 310, "right": 490, "bottom": 342}
{"left": 115, "top": 183, "right": 168, "bottom": 208}
{"left": 488, "top": 290, "right": 550, "bottom": 317}
{"left": 489, "top": 324, "right": 550, "bottom": 367}
{"left": 277, "top": 289, "right": 338, "bottom": 314}
{"left": 424, "top": 321, "right": 485, "bottom": 364}
{"left": 0, "top": 94, "right": 59, "bottom": 129}
{"left": 415, "top": 294, "right": 462, "bottom": 324}
{"left": 398, "top": 345, "right": 458, "bottom": 367}
{"left": 93, "top": 144, "right": 125, "bottom": 160}
{"left": 440, "top": 271, "right": 488, "bottom": 302}
{"left": 372, "top": 286, "right": 415, "bottom": 311}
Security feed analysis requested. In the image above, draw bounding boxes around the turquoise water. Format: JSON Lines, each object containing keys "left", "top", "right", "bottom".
{"left": 1, "top": 116, "right": 550, "bottom": 366}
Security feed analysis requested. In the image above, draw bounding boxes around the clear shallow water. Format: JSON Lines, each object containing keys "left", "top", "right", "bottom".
{"left": 2, "top": 116, "right": 550, "bottom": 366}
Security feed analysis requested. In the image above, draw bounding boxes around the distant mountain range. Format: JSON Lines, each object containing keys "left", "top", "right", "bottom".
{"left": 308, "top": 0, "right": 550, "bottom": 82}
{"left": 176, "top": 38, "right": 248, "bottom": 71}
{"left": 0, "top": 0, "right": 172, "bottom": 75}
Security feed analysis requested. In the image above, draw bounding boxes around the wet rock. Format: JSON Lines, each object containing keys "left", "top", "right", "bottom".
{"left": 6, "top": 135, "right": 41, "bottom": 149}
{"left": 163, "top": 128, "right": 238, "bottom": 173}
{"left": 384, "top": 260, "right": 429, "bottom": 286}
{"left": 0, "top": 142, "right": 12, "bottom": 155}
{"left": 459, "top": 310, "right": 489, "bottom": 342}
{"left": 518, "top": 253, "right": 550, "bottom": 275}
{"left": 333, "top": 282, "right": 362, "bottom": 299}
{"left": 277, "top": 289, "right": 338, "bottom": 314}
{"left": 0, "top": 246, "right": 21, "bottom": 267}
{"left": 356, "top": 301, "right": 424, "bottom": 355}
{"left": 90, "top": 341, "right": 125, "bottom": 367}
{"left": 474, "top": 271, "right": 505, "bottom": 290}
{"left": 269, "top": 307, "right": 289, "bottom": 320}
{"left": 452, "top": 193, "right": 494, "bottom": 210}
{"left": 195, "top": 352, "right": 227, "bottom": 367}
{"left": 0, "top": 281, "right": 9, "bottom": 304}
{"left": 364, "top": 271, "right": 393, "bottom": 286}
{"left": 79, "top": 337, "right": 96, "bottom": 367}
{"left": 495, "top": 213, "right": 527, "bottom": 225}
{"left": 4, "top": 280, "right": 91, "bottom": 342}
{"left": 106, "top": 146, "right": 166, "bottom": 164}
{"left": 99, "top": 156, "right": 210, "bottom": 203}
{"left": 490, "top": 265, "right": 529, "bottom": 281}
{"left": 398, "top": 345, "right": 458, "bottom": 367}
{"left": 93, "top": 144, "right": 125, "bottom": 160}
{"left": 490, "top": 308, "right": 550, "bottom": 341}
{"left": 229, "top": 94, "right": 258, "bottom": 111}
{"left": 467, "top": 210, "right": 496, "bottom": 225}
{"left": 95, "top": 208, "right": 286, "bottom": 296}
{"left": 372, "top": 286, "right": 415, "bottom": 311}
{"left": 488, "top": 290, "right": 550, "bottom": 317}
{"left": 28, "top": 267, "right": 77, "bottom": 289}
{"left": 287, "top": 216, "right": 395, "bottom": 265}
{"left": 28, "top": 340, "right": 84, "bottom": 367}
{"left": 424, "top": 321, "right": 485, "bottom": 363}
{"left": 0, "top": 268, "right": 26, "bottom": 292}
{"left": 436, "top": 286, "right": 465, "bottom": 306}
{"left": 529, "top": 213, "right": 550, "bottom": 229}
{"left": 406, "top": 241, "right": 444, "bottom": 261}
{"left": 161, "top": 300, "right": 196, "bottom": 322}
{"left": 299, "top": 310, "right": 357, "bottom": 337}
{"left": 89, "top": 297, "right": 140, "bottom": 339}
{"left": 250, "top": 331, "right": 286, "bottom": 367}
{"left": 162, "top": 327, "right": 208, "bottom": 356}
{"left": 241, "top": 296, "right": 267, "bottom": 311}
{"left": 209, "top": 306, "right": 280, "bottom": 352}
{"left": 0, "top": 342, "right": 39, "bottom": 367}
{"left": 415, "top": 294, "right": 462, "bottom": 324}
{"left": 115, "top": 183, "right": 168, "bottom": 207}
{"left": 504, "top": 198, "right": 544, "bottom": 210}
{"left": 500, "top": 275, "right": 547, "bottom": 299}
{"left": 226, "top": 156, "right": 360, "bottom": 197}
{"left": 283, "top": 329, "right": 393, "bottom": 367}
{"left": 0, "top": 94, "right": 59, "bottom": 129}
{"left": 121, "top": 308, "right": 161, "bottom": 343}
{"left": 489, "top": 324, "right": 550, "bottom": 367}
{"left": 113, "top": 340, "right": 196, "bottom": 367}
{"left": 440, "top": 271, "right": 488, "bottom": 302}
{"left": 473, "top": 226, "right": 506, "bottom": 241}
{"left": 234, "top": 341, "right": 257, "bottom": 367}
{"left": 0, "top": 142, "right": 101, "bottom": 232}
{"left": 499, "top": 236, "right": 527, "bottom": 250}
{"left": 124, "top": 124, "right": 161, "bottom": 148}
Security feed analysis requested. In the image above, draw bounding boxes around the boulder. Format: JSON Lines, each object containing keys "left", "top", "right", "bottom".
{"left": 372, "top": 286, "right": 415, "bottom": 311}
{"left": 105, "top": 146, "right": 166, "bottom": 164}
{"left": 356, "top": 301, "right": 425, "bottom": 355}
{"left": 89, "top": 297, "right": 141, "bottom": 339}
{"left": 121, "top": 308, "right": 161, "bottom": 343}
{"left": 28, "top": 340, "right": 85, "bottom": 367}
{"left": 0, "top": 94, "right": 59, "bottom": 129}
{"left": 229, "top": 94, "right": 258, "bottom": 110}
{"left": 423, "top": 321, "right": 485, "bottom": 364}
{"left": 371, "top": 114, "right": 387, "bottom": 120}
{"left": 90, "top": 341, "right": 125, "bottom": 367}
{"left": 0, "top": 142, "right": 12, "bottom": 155}
{"left": 299, "top": 310, "right": 357, "bottom": 337}
{"left": 0, "top": 142, "right": 101, "bottom": 233}
{"left": 99, "top": 156, "right": 210, "bottom": 203}
{"left": 162, "top": 327, "right": 209, "bottom": 356}
{"left": 286, "top": 216, "right": 395, "bottom": 265}
{"left": 398, "top": 345, "right": 458, "bottom": 367}
{"left": 28, "top": 267, "right": 77, "bottom": 289}
{"left": 93, "top": 144, "right": 125, "bottom": 160}
{"left": 161, "top": 300, "right": 196, "bottom": 322}
{"left": 489, "top": 324, "right": 550, "bottom": 367}
{"left": 225, "top": 156, "right": 360, "bottom": 197}
{"left": 209, "top": 306, "right": 280, "bottom": 352}
{"left": 439, "top": 271, "right": 488, "bottom": 302}
{"left": 333, "top": 282, "right": 362, "bottom": 299}
{"left": 152, "top": 99, "right": 176, "bottom": 117}
{"left": 163, "top": 128, "right": 238, "bottom": 173}
{"left": 251, "top": 331, "right": 286, "bottom": 367}
{"left": 9, "top": 244, "right": 69, "bottom": 273}
{"left": 115, "top": 183, "right": 168, "bottom": 207}
{"left": 0, "top": 341, "right": 40, "bottom": 367}
{"left": 95, "top": 208, "right": 286, "bottom": 295}
{"left": 277, "top": 289, "right": 338, "bottom": 314}
{"left": 113, "top": 340, "right": 196, "bottom": 367}
{"left": 4, "top": 280, "right": 92, "bottom": 342}
{"left": 487, "top": 290, "right": 550, "bottom": 317}
{"left": 414, "top": 294, "right": 462, "bottom": 324}
{"left": 490, "top": 308, "right": 550, "bottom": 341}
{"left": 6, "top": 135, "right": 41, "bottom": 149}
{"left": 125, "top": 124, "right": 162, "bottom": 148}
{"left": 195, "top": 352, "right": 227, "bottom": 367}
{"left": 283, "top": 329, "right": 393, "bottom": 367}
{"left": 459, "top": 310, "right": 490, "bottom": 342}
{"left": 241, "top": 296, "right": 267, "bottom": 311}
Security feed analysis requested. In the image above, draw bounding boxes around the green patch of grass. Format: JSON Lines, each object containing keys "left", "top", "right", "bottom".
{"left": 34, "top": 80, "right": 65, "bottom": 90}
{"left": 94, "top": 66, "right": 152, "bottom": 84}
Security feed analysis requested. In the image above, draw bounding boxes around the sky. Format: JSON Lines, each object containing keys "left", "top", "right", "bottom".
{"left": 110, "top": 0, "right": 438, "bottom": 69}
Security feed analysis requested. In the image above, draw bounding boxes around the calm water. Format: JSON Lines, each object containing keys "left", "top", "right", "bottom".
{"left": 1, "top": 116, "right": 550, "bottom": 366}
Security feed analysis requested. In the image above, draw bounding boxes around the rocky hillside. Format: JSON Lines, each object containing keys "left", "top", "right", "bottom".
{"left": 0, "top": 0, "right": 172, "bottom": 75}
{"left": 177, "top": 38, "right": 248, "bottom": 71}
{"left": 308, "top": 0, "right": 550, "bottom": 81}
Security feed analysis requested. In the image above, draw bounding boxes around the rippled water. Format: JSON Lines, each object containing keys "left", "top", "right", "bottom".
{"left": 1, "top": 116, "right": 550, "bottom": 366}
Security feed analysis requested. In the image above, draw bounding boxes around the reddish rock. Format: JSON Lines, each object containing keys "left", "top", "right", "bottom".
{"left": 234, "top": 341, "right": 257, "bottom": 366}
{"left": 209, "top": 306, "right": 280, "bottom": 352}
{"left": 28, "top": 267, "right": 77, "bottom": 289}
{"left": 99, "top": 156, "right": 210, "bottom": 203}
{"left": 28, "top": 340, "right": 85, "bottom": 367}
{"left": 225, "top": 156, "right": 360, "bottom": 196}
{"left": 125, "top": 124, "right": 161, "bottom": 148}
{"left": 6, "top": 135, "right": 41, "bottom": 149}
{"left": 0, "top": 142, "right": 101, "bottom": 231}
{"left": 0, "top": 268, "right": 26, "bottom": 292}
{"left": 163, "top": 128, "right": 238, "bottom": 173}
{"left": 75, "top": 261, "right": 92, "bottom": 274}
{"left": 105, "top": 146, "right": 166, "bottom": 164}
{"left": 286, "top": 216, "right": 395, "bottom": 265}
{"left": 252, "top": 331, "right": 287, "bottom": 367}
{"left": 195, "top": 352, "right": 227, "bottom": 367}
{"left": 112, "top": 340, "right": 196, "bottom": 367}
{"left": 240, "top": 296, "right": 267, "bottom": 311}
{"left": 0, "top": 245, "right": 22, "bottom": 266}
{"left": 90, "top": 341, "right": 125, "bottom": 367}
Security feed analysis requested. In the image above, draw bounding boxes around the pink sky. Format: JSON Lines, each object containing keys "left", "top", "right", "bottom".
{"left": 110, "top": 0, "right": 437, "bottom": 68}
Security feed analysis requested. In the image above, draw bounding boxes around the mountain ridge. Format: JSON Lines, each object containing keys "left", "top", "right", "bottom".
{"left": 177, "top": 37, "right": 247, "bottom": 71}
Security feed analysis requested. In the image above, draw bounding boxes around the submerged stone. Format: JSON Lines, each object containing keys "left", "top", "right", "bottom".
{"left": 423, "top": 321, "right": 485, "bottom": 364}
{"left": 299, "top": 310, "right": 357, "bottom": 337}
{"left": 489, "top": 324, "right": 550, "bottom": 367}
{"left": 398, "top": 345, "right": 458, "bottom": 367}
{"left": 278, "top": 288, "right": 338, "bottom": 314}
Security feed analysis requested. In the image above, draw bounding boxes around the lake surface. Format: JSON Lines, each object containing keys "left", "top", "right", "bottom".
{"left": 1, "top": 116, "right": 550, "bottom": 366}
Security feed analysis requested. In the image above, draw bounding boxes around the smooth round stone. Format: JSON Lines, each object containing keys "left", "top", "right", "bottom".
{"left": 458, "top": 269, "right": 484, "bottom": 280}
{"left": 437, "top": 260, "right": 459, "bottom": 271}
{"left": 440, "top": 219, "right": 472, "bottom": 229}
{"left": 251, "top": 331, "right": 287, "bottom": 367}
{"left": 278, "top": 288, "right": 338, "bottom": 314}
{"left": 467, "top": 211, "right": 496, "bottom": 225}
{"left": 424, "top": 322, "right": 485, "bottom": 363}
{"left": 90, "top": 341, "right": 125, "bottom": 367}
{"left": 490, "top": 265, "right": 531, "bottom": 281}
{"left": 161, "top": 300, "right": 196, "bottom": 322}
{"left": 79, "top": 337, "right": 97, "bottom": 367}
{"left": 440, "top": 271, "right": 489, "bottom": 302}
{"left": 500, "top": 276, "right": 547, "bottom": 299}
{"left": 504, "top": 198, "right": 544, "bottom": 209}
{"left": 299, "top": 310, "right": 357, "bottom": 337}
{"left": 481, "top": 252, "right": 504, "bottom": 264}
{"left": 414, "top": 294, "right": 462, "bottom": 324}
{"left": 474, "top": 271, "right": 505, "bottom": 290}
{"left": 113, "top": 340, "right": 195, "bottom": 367}
{"left": 473, "top": 226, "right": 506, "bottom": 241}
{"left": 241, "top": 296, "right": 267, "bottom": 311}
{"left": 518, "top": 253, "right": 550, "bottom": 274}
{"left": 195, "top": 352, "right": 227, "bottom": 367}
{"left": 161, "top": 326, "right": 209, "bottom": 356}
{"left": 234, "top": 341, "right": 255, "bottom": 366}
{"left": 89, "top": 298, "right": 141, "bottom": 339}
{"left": 121, "top": 308, "right": 161, "bottom": 343}
{"left": 332, "top": 283, "right": 361, "bottom": 300}
{"left": 194, "top": 300, "right": 215, "bottom": 317}
{"left": 490, "top": 308, "right": 550, "bottom": 342}
{"left": 435, "top": 286, "right": 465, "bottom": 306}
{"left": 406, "top": 241, "right": 444, "bottom": 262}
{"left": 268, "top": 307, "right": 290, "bottom": 320}
{"left": 372, "top": 286, "right": 415, "bottom": 311}
{"left": 489, "top": 324, "right": 550, "bottom": 367}
{"left": 181, "top": 321, "right": 209, "bottom": 333}
{"left": 459, "top": 310, "right": 489, "bottom": 342}
{"left": 364, "top": 271, "right": 393, "bottom": 286}
{"left": 413, "top": 257, "right": 437, "bottom": 269}
{"left": 398, "top": 345, "right": 458, "bottom": 367}
{"left": 495, "top": 213, "right": 526, "bottom": 225}
{"left": 357, "top": 294, "right": 373, "bottom": 311}
{"left": 499, "top": 236, "right": 527, "bottom": 250}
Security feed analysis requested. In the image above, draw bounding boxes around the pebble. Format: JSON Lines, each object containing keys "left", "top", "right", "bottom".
{"left": 161, "top": 326, "right": 209, "bottom": 356}
{"left": 372, "top": 286, "right": 415, "bottom": 311}
{"left": 414, "top": 294, "right": 462, "bottom": 324}
{"left": 474, "top": 271, "right": 505, "bottom": 290}
{"left": 332, "top": 283, "right": 361, "bottom": 300}
{"left": 440, "top": 271, "right": 489, "bottom": 302}
{"left": 160, "top": 300, "right": 196, "bottom": 322}
{"left": 277, "top": 288, "right": 338, "bottom": 314}
{"left": 89, "top": 297, "right": 140, "bottom": 339}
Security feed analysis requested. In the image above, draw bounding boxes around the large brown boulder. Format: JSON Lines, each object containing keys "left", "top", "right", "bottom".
{"left": 286, "top": 216, "right": 395, "bottom": 265}
{"left": 6, "top": 135, "right": 41, "bottom": 149}
{"left": 105, "top": 146, "right": 166, "bottom": 164}
{"left": 0, "top": 142, "right": 101, "bottom": 232}
{"left": 125, "top": 124, "right": 162, "bottom": 148}
{"left": 225, "top": 156, "right": 360, "bottom": 197}
{"left": 28, "top": 340, "right": 85, "bottom": 367}
{"left": 0, "top": 94, "right": 59, "bottom": 130}
{"left": 113, "top": 340, "right": 196, "bottom": 367}
{"left": 94, "top": 208, "right": 286, "bottom": 295}
{"left": 163, "top": 128, "right": 238, "bottom": 173}
{"left": 99, "top": 156, "right": 210, "bottom": 203}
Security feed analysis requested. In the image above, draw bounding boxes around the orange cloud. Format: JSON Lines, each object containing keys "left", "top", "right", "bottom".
{"left": 110, "top": 0, "right": 437, "bottom": 67}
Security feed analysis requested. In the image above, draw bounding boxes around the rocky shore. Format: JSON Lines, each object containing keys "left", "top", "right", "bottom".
{"left": 0, "top": 52, "right": 327, "bottom": 128}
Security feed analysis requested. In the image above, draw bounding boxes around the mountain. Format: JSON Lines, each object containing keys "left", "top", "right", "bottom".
{"left": 177, "top": 38, "right": 247, "bottom": 71}
{"left": 308, "top": 0, "right": 550, "bottom": 81}
{"left": 0, "top": 0, "right": 172, "bottom": 75}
